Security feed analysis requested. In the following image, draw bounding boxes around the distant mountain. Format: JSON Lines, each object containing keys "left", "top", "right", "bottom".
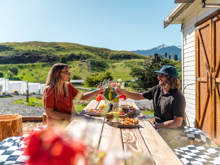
{"left": 133, "top": 44, "right": 181, "bottom": 60}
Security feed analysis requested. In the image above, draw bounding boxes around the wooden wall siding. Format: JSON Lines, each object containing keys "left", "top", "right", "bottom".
{"left": 181, "top": 3, "right": 218, "bottom": 127}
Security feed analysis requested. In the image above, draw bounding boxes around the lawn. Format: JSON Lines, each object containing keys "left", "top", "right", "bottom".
{"left": 13, "top": 96, "right": 87, "bottom": 112}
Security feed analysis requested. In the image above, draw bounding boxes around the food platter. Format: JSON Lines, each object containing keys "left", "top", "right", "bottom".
{"left": 105, "top": 112, "right": 125, "bottom": 119}
{"left": 107, "top": 121, "right": 139, "bottom": 128}
{"left": 106, "top": 117, "right": 139, "bottom": 128}
{"left": 119, "top": 105, "right": 137, "bottom": 117}
{"left": 85, "top": 109, "right": 105, "bottom": 116}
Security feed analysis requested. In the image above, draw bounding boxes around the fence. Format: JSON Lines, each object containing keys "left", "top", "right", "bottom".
{"left": 0, "top": 78, "right": 45, "bottom": 95}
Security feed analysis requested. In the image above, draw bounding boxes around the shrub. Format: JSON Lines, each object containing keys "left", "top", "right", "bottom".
{"left": 90, "top": 60, "right": 109, "bottom": 72}
{"left": 85, "top": 72, "right": 113, "bottom": 87}
{"left": 9, "top": 67, "right": 18, "bottom": 75}
{"left": 72, "top": 75, "right": 81, "bottom": 80}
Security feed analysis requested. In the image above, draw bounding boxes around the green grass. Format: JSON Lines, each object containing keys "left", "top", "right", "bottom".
{"left": 74, "top": 103, "right": 87, "bottom": 112}
{"left": 141, "top": 109, "right": 154, "bottom": 117}
{"left": 0, "top": 59, "right": 143, "bottom": 83}
{"left": 13, "top": 96, "right": 87, "bottom": 112}
{"left": 13, "top": 97, "right": 43, "bottom": 107}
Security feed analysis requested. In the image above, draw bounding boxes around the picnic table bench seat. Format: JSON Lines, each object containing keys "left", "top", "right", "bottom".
{"left": 175, "top": 145, "right": 220, "bottom": 165}
{"left": 184, "top": 126, "right": 211, "bottom": 145}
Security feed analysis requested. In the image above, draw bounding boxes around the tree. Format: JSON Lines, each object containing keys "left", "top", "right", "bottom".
{"left": 152, "top": 53, "right": 161, "bottom": 63}
{"left": 130, "top": 57, "right": 182, "bottom": 90}
{"left": 164, "top": 52, "right": 168, "bottom": 58}
{"left": 130, "top": 59, "right": 161, "bottom": 89}
{"left": 61, "top": 56, "right": 67, "bottom": 63}
{"left": 0, "top": 72, "right": 3, "bottom": 78}
{"left": 9, "top": 67, "right": 18, "bottom": 75}
{"left": 174, "top": 54, "right": 178, "bottom": 60}
{"left": 90, "top": 60, "right": 109, "bottom": 72}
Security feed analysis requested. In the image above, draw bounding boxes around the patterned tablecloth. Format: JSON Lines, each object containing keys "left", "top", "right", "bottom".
{"left": 0, "top": 136, "right": 27, "bottom": 165}
{"left": 175, "top": 145, "right": 220, "bottom": 165}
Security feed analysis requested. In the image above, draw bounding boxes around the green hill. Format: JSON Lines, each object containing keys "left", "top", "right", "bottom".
{"left": 0, "top": 41, "right": 149, "bottom": 83}
{"left": 0, "top": 41, "right": 146, "bottom": 64}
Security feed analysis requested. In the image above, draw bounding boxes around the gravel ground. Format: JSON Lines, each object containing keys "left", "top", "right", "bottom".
{"left": 0, "top": 95, "right": 152, "bottom": 135}
{"left": 0, "top": 95, "right": 44, "bottom": 116}
{"left": 0, "top": 95, "right": 152, "bottom": 117}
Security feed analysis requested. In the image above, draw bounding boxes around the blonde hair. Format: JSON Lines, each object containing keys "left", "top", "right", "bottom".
{"left": 46, "top": 63, "right": 69, "bottom": 97}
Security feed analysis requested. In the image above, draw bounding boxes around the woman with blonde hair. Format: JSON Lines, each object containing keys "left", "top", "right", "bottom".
{"left": 43, "top": 63, "right": 104, "bottom": 123}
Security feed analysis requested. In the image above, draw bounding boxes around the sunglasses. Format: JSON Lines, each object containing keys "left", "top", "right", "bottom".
{"left": 158, "top": 74, "right": 169, "bottom": 78}
{"left": 61, "top": 71, "right": 70, "bottom": 74}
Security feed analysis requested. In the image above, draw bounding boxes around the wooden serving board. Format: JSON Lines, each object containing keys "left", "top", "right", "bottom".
{"left": 107, "top": 121, "right": 139, "bottom": 128}
{"left": 85, "top": 111, "right": 105, "bottom": 117}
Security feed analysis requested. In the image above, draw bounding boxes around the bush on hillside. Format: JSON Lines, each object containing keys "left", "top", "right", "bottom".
{"left": 72, "top": 75, "right": 81, "bottom": 80}
{"left": 90, "top": 60, "right": 109, "bottom": 72}
{"left": 9, "top": 67, "right": 18, "bottom": 75}
{"left": 85, "top": 72, "right": 113, "bottom": 87}
{"left": 108, "top": 51, "right": 145, "bottom": 60}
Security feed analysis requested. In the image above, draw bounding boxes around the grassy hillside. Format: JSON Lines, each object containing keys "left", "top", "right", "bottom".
{"left": 0, "top": 41, "right": 148, "bottom": 83}
{"left": 0, "top": 42, "right": 181, "bottom": 87}
{"left": 0, "top": 59, "right": 148, "bottom": 83}
{"left": 0, "top": 41, "right": 146, "bottom": 64}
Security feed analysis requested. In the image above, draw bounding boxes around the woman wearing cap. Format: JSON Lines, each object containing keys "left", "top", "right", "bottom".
{"left": 43, "top": 63, "right": 104, "bottom": 124}
{"left": 116, "top": 65, "right": 187, "bottom": 148}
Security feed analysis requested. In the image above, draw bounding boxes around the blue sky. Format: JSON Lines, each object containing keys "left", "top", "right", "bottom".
{"left": 0, "top": 0, "right": 180, "bottom": 50}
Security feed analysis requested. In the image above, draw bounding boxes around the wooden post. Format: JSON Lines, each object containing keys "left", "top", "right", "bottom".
{"left": 0, "top": 114, "right": 23, "bottom": 141}
{"left": 26, "top": 80, "right": 29, "bottom": 102}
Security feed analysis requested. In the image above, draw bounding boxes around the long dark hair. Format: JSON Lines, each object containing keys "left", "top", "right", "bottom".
{"left": 46, "top": 63, "right": 69, "bottom": 96}
{"left": 165, "top": 76, "right": 181, "bottom": 90}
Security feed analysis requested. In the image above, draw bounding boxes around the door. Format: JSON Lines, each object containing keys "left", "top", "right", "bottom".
{"left": 195, "top": 13, "right": 220, "bottom": 145}
{"left": 213, "top": 14, "right": 220, "bottom": 144}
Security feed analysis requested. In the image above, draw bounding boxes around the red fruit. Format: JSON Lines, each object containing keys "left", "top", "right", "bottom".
{"left": 119, "top": 95, "right": 126, "bottom": 100}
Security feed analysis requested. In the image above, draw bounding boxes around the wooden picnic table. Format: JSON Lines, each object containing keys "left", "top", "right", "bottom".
{"left": 67, "top": 100, "right": 183, "bottom": 165}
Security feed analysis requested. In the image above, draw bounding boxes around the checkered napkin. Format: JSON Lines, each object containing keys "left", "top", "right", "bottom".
{"left": 0, "top": 135, "right": 28, "bottom": 165}
{"left": 175, "top": 145, "right": 220, "bottom": 165}
{"left": 184, "top": 127, "right": 211, "bottom": 145}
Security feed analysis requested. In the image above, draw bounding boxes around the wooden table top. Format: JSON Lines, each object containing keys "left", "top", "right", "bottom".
{"left": 67, "top": 100, "right": 182, "bottom": 165}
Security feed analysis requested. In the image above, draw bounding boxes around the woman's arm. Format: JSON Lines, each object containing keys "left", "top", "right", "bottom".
{"left": 45, "top": 108, "right": 72, "bottom": 120}
{"left": 154, "top": 117, "right": 183, "bottom": 129}
{"left": 80, "top": 88, "right": 105, "bottom": 100}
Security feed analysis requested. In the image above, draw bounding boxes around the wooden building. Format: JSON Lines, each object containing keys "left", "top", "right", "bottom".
{"left": 164, "top": 0, "right": 220, "bottom": 145}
